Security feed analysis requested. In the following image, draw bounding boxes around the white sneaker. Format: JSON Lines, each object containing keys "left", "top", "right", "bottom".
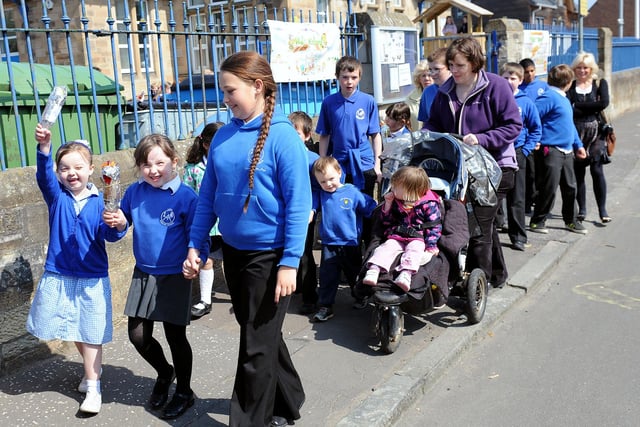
{"left": 394, "top": 271, "right": 412, "bottom": 292}
{"left": 362, "top": 269, "right": 379, "bottom": 286}
{"left": 78, "top": 368, "right": 102, "bottom": 393}
{"left": 79, "top": 390, "right": 102, "bottom": 414}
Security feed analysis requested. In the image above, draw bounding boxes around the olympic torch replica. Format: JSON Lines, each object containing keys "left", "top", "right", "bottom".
{"left": 101, "top": 161, "right": 121, "bottom": 212}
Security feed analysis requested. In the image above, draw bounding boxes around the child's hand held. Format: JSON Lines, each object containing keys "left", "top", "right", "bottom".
{"left": 183, "top": 249, "right": 202, "bottom": 279}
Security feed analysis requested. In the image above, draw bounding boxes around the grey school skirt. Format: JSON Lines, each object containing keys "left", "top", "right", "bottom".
{"left": 124, "top": 267, "right": 192, "bottom": 326}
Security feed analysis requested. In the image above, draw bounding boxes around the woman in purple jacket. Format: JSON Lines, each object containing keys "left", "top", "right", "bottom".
{"left": 425, "top": 37, "right": 522, "bottom": 290}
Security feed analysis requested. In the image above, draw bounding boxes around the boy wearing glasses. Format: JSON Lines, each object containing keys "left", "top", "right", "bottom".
{"left": 418, "top": 48, "right": 452, "bottom": 128}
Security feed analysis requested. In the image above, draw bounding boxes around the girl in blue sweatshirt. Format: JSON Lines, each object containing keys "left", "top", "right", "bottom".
{"left": 105, "top": 134, "right": 201, "bottom": 420}
{"left": 184, "top": 51, "right": 310, "bottom": 427}
{"left": 27, "top": 124, "right": 127, "bottom": 414}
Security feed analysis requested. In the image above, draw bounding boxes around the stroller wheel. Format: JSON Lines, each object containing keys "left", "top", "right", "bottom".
{"left": 465, "top": 268, "right": 487, "bottom": 324}
{"left": 379, "top": 305, "right": 404, "bottom": 354}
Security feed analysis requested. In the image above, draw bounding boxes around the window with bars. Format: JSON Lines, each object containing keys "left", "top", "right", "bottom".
{"left": 0, "top": 9, "right": 18, "bottom": 62}
{"left": 185, "top": 5, "right": 258, "bottom": 74}
{"left": 115, "top": 1, "right": 154, "bottom": 75}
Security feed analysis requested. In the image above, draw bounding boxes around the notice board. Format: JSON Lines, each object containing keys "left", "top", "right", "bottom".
{"left": 370, "top": 26, "right": 419, "bottom": 104}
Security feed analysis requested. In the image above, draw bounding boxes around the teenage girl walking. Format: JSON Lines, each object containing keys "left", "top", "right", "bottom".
{"left": 183, "top": 122, "right": 225, "bottom": 319}
{"left": 27, "top": 124, "right": 127, "bottom": 414}
{"left": 103, "top": 134, "right": 202, "bottom": 420}
{"left": 183, "top": 51, "right": 310, "bottom": 427}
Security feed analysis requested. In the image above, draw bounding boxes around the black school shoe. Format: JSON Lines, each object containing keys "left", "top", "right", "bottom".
{"left": 149, "top": 368, "right": 176, "bottom": 409}
{"left": 271, "top": 416, "right": 294, "bottom": 426}
{"left": 161, "top": 392, "right": 195, "bottom": 419}
{"left": 191, "top": 301, "right": 212, "bottom": 318}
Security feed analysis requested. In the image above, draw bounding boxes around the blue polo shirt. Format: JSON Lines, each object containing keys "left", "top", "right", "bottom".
{"left": 316, "top": 89, "right": 380, "bottom": 174}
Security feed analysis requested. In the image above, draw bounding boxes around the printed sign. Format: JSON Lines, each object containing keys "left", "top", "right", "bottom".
{"left": 522, "top": 30, "right": 551, "bottom": 75}
{"left": 268, "top": 20, "right": 342, "bottom": 83}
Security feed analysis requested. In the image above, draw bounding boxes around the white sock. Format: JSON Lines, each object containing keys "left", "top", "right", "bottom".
{"left": 199, "top": 268, "right": 214, "bottom": 305}
{"left": 86, "top": 379, "right": 101, "bottom": 394}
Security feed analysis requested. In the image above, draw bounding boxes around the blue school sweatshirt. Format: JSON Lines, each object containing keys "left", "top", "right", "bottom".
{"left": 189, "top": 113, "right": 312, "bottom": 269}
{"left": 535, "top": 87, "right": 583, "bottom": 151}
{"left": 36, "top": 148, "right": 127, "bottom": 278}
{"left": 120, "top": 176, "right": 200, "bottom": 275}
{"left": 514, "top": 90, "right": 542, "bottom": 156}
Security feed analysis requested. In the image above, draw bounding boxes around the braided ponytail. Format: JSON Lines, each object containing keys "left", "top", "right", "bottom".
{"left": 244, "top": 92, "right": 276, "bottom": 212}
{"left": 219, "top": 51, "right": 279, "bottom": 214}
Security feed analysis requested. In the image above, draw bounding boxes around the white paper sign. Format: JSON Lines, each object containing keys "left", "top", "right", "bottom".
{"left": 268, "top": 20, "right": 342, "bottom": 82}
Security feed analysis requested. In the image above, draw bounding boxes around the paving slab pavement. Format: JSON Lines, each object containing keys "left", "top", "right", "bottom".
{"left": 1, "top": 109, "right": 638, "bottom": 427}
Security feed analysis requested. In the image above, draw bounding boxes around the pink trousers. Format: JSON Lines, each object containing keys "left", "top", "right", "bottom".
{"left": 367, "top": 238, "right": 425, "bottom": 273}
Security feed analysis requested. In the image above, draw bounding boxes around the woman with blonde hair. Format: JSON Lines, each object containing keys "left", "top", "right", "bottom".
{"left": 406, "top": 60, "right": 433, "bottom": 131}
{"left": 566, "top": 51, "right": 611, "bottom": 223}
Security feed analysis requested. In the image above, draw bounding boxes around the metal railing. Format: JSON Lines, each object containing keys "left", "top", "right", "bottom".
{"left": 0, "top": 1, "right": 362, "bottom": 170}
{"left": 523, "top": 23, "right": 599, "bottom": 71}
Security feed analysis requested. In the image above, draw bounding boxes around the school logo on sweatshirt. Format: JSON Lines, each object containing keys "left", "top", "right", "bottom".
{"left": 246, "top": 146, "right": 265, "bottom": 171}
{"left": 160, "top": 208, "right": 176, "bottom": 226}
{"left": 355, "top": 108, "right": 365, "bottom": 120}
{"left": 340, "top": 197, "right": 353, "bottom": 210}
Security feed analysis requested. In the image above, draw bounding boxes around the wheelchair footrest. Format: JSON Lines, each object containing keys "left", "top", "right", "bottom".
{"left": 374, "top": 290, "right": 409, "bottom": 305}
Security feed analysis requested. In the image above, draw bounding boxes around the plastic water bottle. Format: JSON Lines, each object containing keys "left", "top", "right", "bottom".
{"left": 39, "top": 86, "right": 67, "bottom": 129}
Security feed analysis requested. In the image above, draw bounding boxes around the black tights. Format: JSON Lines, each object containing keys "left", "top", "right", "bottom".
{"left": 127, "top": 317, "right": 192, "bottom": 394}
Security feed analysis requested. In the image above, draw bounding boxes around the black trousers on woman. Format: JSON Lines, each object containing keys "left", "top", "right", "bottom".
{"left": 466, "top": 168, "right": 515, "bottom": 287}
{"left": 222, "top": 243, "right": 305, "bottom": 427}
{"left": 574, "top": 119, "right": 608, "bottom": 219}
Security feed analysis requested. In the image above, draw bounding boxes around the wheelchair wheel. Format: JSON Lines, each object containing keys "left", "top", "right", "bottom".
{"left": 379, "top": 305, "right": 404, "bottom": 354}
{"left": 465, "top": 268, "right": 487, "bottom": 324}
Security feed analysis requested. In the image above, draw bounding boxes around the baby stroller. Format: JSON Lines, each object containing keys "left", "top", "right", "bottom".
{"left": 355, "top": 130, "right": 488, "bottom": 354}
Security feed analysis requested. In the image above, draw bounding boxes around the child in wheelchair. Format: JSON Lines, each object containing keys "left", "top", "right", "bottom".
{"left": 362, "top": 166, "right": 442, "bottom": 292}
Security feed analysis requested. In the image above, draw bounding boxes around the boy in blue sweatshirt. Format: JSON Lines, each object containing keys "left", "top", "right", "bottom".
{"left": 519, "top": 58, "right": 549, "bottom": 101}
{"left": 530, "top": 64, "right": 588, "bottom": 235}
{"left": 519, "top": 58, "right": 548, "bottom": 212}
{"left": 311, "top": 157, "right": 378, "bottom": 322}
{"left": 501, "top": 63, "right": 542, "bottom": 251}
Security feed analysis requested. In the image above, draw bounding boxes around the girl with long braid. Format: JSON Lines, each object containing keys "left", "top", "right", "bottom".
{"left": 183, "top": 51, "right": 310, "bottom": 427}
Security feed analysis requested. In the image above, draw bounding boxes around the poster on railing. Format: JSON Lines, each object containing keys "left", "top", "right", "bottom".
{"left": 522, "top": 30, "right": 550, "bottom": 75}
{"left": 267, "top": 20, "right": 341, "bottom": 82}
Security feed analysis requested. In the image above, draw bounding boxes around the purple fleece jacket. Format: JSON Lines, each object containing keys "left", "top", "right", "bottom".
{"left": 425, "top": 70, "right": 522, "bottom": 169}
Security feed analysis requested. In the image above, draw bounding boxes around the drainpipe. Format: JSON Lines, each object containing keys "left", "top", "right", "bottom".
{"left": 618, "top": 0, "right": 624, "bottom": 37}
{"left": 531, "top": 6, "right": 542, "bottom": 27}
{"left": 636, "top": 0, "right": 639, "bottom": 39}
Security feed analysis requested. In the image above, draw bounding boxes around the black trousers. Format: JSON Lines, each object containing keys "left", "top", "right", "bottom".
{"left": 525, "top": 149, "right": 537, "bottom": 212}
{"left": 507, "top": 148, "right": 528, "bottom": 244}
{"left": 575, "top": 157, "right": 608, "bottom": 218}
{"left": 466, "top": 168, "right": 515, "bottom": 286}
{"left": 531, "top": 147, "right": 578, "bottom": 225}
{"left": 297, "top": 218, "right": 318, "bottom": 305}
{"left": 574, "top": 119, "right": 608, "bottom": 218}
{"left": 222, "top": 243, "right": 305, "bottom": 427}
